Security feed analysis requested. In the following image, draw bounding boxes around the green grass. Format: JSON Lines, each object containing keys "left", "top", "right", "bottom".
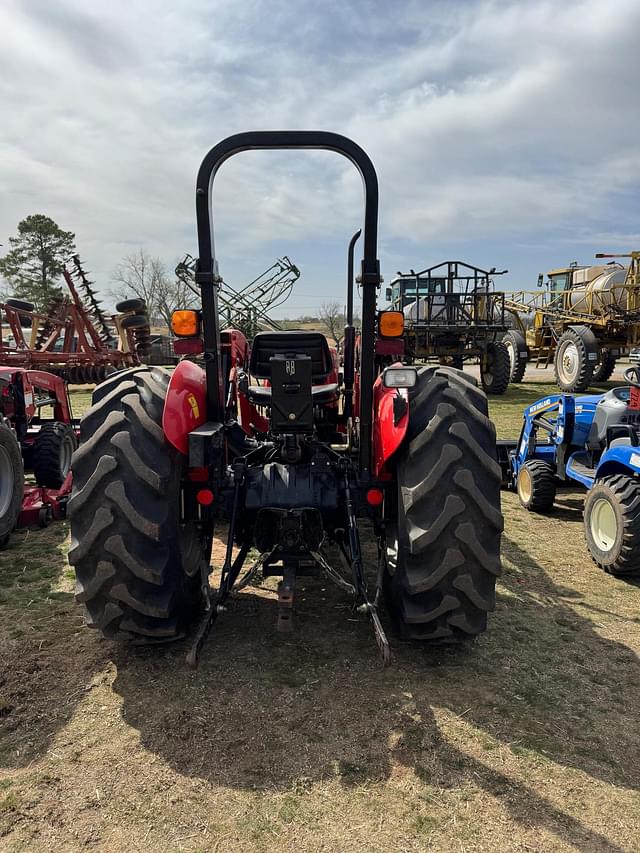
{"left": 69, "top": 388, "right": 93, "bottom": 418}
{"left": 0, "top": 376, "right": 639, "bottom": 851}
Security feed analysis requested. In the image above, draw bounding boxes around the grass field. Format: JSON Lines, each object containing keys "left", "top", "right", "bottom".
{"left": 1, "top": 380, "right": 640, "bottom": 852}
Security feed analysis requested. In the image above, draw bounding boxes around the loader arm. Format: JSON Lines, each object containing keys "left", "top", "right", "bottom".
{"left": 512, "top": 394, "right": 576, "bottom": 480}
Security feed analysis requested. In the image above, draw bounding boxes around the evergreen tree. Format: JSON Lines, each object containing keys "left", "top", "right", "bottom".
{"left": 0, "top": 215, "right": 76, "bottom": 310}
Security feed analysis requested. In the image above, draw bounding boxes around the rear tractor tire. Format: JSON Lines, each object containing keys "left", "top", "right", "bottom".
{"left": 383, "top": 366, "right": 503, "bottom": 642}
{"left": 32, "top": 422, "right": 77, "bottom": 488}
{"left": 584, "top": 476, "right": 640, "bottom": 576}
{"left": 503, "top": 330, "right": 528, "bottom": 383}
{"left": 68, "top": 366, "right": 204, "bottom": 641}
{"left": 480, "top": 341, "right": 510, "bottom": 395}
{"left": 516, "top": 460, "right": 556, "bottom": 513}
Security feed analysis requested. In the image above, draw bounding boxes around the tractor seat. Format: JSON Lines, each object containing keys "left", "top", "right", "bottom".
{"left": 250, "top": 330, "right": 333, "bottom": 382}
{"left": 247, "top": 383, "right": 339, "bottom": 405}
{"left": 247, "top": 330, "right": 338, "bottom": 406}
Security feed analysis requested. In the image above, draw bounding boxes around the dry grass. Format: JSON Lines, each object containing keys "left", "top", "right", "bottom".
{"left": 1, "top": 382, "right": 640, "bottom": 851}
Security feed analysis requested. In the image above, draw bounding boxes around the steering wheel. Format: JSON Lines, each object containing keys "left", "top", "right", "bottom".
{"left": 623, "top": 365, "right": 640, "bottom": 388}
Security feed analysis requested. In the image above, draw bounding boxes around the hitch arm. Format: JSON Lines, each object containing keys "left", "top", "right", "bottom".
{"left": 342, "top": 471, "right": 390, "bottom": 666}
{"left": 186, "top": 462, "right": 247, "bottom": 668}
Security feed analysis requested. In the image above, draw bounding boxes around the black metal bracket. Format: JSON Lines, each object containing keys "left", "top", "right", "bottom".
{"left": 188, "top": 421, "right": 224, "bottom": 469}
{"left": 393, "top": 393, "right": 408, "bottom": 426}
{"left": 186, "top": 461, "right": 247, "bottom": 668}
{"left": 341, "top": 465, "right": 390, "bottom": 666}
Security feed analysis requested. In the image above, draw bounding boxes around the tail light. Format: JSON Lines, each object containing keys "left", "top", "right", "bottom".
{"left": 378, "top": 311, "right": 404, "bottom": 337}
{"left": 171, "top": 309, "right": 201, "bottom": 337}
{"left": 366, "top": 488, "right": 384, "bottom": 506}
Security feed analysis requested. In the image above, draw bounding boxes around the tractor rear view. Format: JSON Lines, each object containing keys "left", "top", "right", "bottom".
{"left": 68, "top": 132, "right": 503, "bottom": 664}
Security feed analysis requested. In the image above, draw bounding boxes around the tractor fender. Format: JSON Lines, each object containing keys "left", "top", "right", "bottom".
{"left": 372, "top": 366, "right": 410, "bottom": 479}
{"left": 162, "top": 360, "right": 207, "bottom": 455}
{"left": 595, "top": 445, "right": 640, "bottom": 480}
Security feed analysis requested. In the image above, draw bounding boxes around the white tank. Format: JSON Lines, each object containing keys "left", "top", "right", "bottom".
{"left": 564, "top": 268, "right": 628, "bottom": 315}
{"left": 404, "top": 295, "right": 448, "bottom": 323}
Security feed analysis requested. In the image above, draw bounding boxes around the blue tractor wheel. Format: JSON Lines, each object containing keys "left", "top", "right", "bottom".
{"left": 584, "top": 476, "right": 640, "bottom": 575}
{"left": 516, "top": 460, "right": 556, "bottom": 513}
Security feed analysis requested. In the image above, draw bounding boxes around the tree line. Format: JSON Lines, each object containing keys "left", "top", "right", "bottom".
{"left": 0, "top": 215, "right": 353, "bottom": 341}
{"left": 0, "top": 215, "right": 196, "bottom": 332}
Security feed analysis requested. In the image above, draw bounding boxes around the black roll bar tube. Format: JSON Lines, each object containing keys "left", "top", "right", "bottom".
{"left": 342, "top": 228, "right": 361, "bottom": 422}
{"left": 194, "top": 131, "right": 381, "bottom": 476}
{"left": 346, "top": 227, "right": 361, "bottom": 326}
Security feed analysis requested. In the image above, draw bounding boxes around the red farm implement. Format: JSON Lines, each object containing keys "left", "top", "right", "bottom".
{"left": 0, "top": 256, "right": 148, "bottom": 384}
{"left": 0, "top": 367, "right": 79, "bottom": 544}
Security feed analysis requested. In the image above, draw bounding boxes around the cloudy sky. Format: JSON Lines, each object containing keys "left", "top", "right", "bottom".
{"left": 1, "top": 0, "right": 639, "bottom": 316}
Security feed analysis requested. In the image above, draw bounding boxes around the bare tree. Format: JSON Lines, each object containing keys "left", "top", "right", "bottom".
{"left": 319, "top": 301, "right": 345, "bottom": 347}
{"left": 155, "top": 268, "right": 199, "bottom": 330}
{"left": 112, "top": 249, "right": 197, "bottom": 332}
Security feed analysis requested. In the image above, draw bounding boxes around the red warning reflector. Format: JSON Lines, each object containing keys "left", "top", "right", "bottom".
{"left": 188, "top": 467, "right": 209, "bottom": 483}
{"left": 174, "top": 338, "right": 204, "bottom": 355}
{"left": 366, "top": 488, "right": 384, "bottom": 507}
{"left": 196, "top": 488, "right": 214, "bottom": 506}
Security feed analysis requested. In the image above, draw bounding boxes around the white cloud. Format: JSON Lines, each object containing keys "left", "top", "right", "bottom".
{"left": 0, "top": 0, "right": 638, "bottom": 310}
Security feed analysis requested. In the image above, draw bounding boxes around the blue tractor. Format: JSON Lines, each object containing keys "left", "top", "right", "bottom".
{"left": 505, "top": 366, "right": 640, "bottom": 575}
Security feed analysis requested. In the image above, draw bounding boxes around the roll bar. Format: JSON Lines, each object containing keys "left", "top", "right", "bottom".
{"left": 346, "top": 228, "right": 361, "bottom": 327}
{"left": 194, "top": 131, "right": 381, "bottom": 475}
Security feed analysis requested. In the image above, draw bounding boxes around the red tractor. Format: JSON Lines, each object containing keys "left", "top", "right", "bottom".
{"left": 0, "top": 368, "right": 78, "bottom": 544}
{"left": 68, "top": 132, "right": 503, "bottom": 665}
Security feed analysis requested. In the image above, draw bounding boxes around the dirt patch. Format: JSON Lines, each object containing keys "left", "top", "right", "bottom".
{"left": 1, "top": 383, "right": 639, "bottom": 851}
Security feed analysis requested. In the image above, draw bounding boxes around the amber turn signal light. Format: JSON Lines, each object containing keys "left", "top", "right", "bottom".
{"left": 378, "top": 310, "right": 404, "bottom": 337}
{"left": 171, "top": 309, "right": 200, "bottom": 337}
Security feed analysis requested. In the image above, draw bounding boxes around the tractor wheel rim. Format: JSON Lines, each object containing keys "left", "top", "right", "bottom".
{"left": 60, "top": 437, "right": 74, "bottom": 478}
{"left": 518, "top": 468, "right": 532, "bottom": 503}
{"left": 505, "top": 340, "right": 515, "bottom": 372}
{"left": 0, "top": 445, "right": 14, "bottom": 518}
{"left": 590, "top": 497, "right": 617, "bottom": 552}
{"left": 558, "top": 341, "right": 579, "bottom": 383}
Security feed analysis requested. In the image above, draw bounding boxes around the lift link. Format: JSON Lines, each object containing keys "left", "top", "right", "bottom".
{"left": 341, "top": 467, "right": 391, "bottom": 666}
{"left": 186, "top": 462, "right": 247, "bottom": 668}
